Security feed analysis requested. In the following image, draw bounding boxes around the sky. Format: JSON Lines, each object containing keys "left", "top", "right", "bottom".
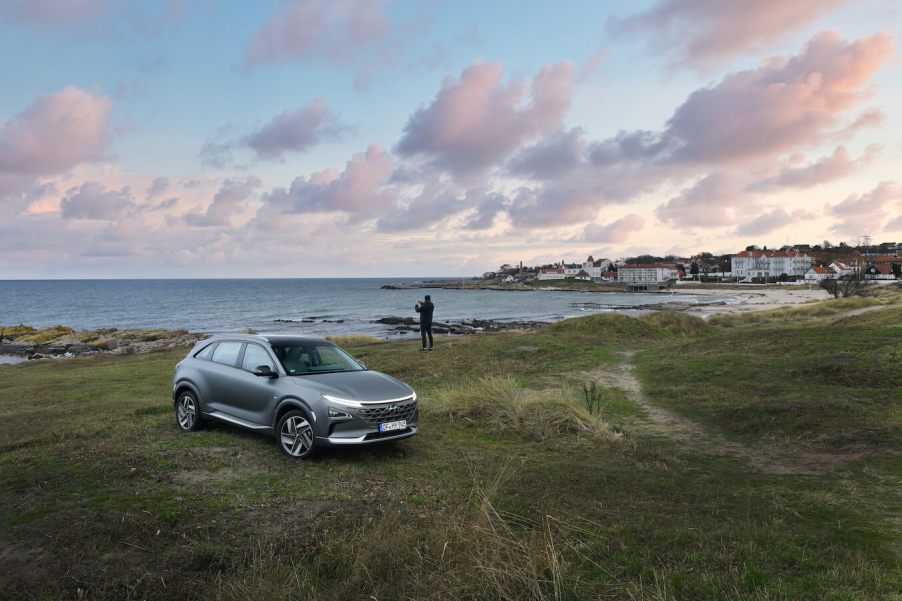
{"left": 1, "top": 0, "right": 901, "bottom": 278}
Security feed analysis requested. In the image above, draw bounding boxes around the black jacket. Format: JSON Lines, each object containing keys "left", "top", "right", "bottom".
{"left": 415, "top": 300, "right": 434, "bottom": 323}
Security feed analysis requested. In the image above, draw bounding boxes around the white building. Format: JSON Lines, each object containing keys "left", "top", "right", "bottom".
{"left": 537, "top": 268, "right": 566, "bottom": 280}
{"left": 804, "top": 266, "right": 832, "bottom": 282}
{"left": 618, "top": 264, "right": 679, "bottom": 290}
{"left": 731, "top": 250, "right": 813, "bottom": 280}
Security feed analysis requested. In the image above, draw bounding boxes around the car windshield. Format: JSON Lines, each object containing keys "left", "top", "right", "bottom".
{"left": 270, "top": 341, "right": 364, "bottom": 375}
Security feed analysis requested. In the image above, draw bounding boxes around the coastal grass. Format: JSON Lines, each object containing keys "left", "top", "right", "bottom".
{"left": 1, "top": 297, "right": 900, "bottom": 599}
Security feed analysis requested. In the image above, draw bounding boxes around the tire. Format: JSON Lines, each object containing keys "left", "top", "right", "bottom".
{"left": 277, "top": 410, "right": 318, "bottom": 459}
{"left": 175, "top": 390, "right": 203, "bottom": 432}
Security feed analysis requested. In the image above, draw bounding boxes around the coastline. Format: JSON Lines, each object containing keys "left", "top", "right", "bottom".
{"left": 0, "top": 286, "right": 835, "bottom": 362}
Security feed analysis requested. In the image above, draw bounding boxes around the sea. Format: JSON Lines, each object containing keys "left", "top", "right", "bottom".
{"left": 0, "top": 278, "right": 738, "bottom": 340}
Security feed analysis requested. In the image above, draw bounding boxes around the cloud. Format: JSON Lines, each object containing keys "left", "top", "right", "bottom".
{"left": 60, "top": 181, "right": 134, "bottom": 220}
{"left": 262, "top": 145, "right": 395, "bottom": 215}
{"left": 185, "top": 176, "right": 262, "bottom": 227}
{"left": 245, "top": 99, "right": 348, "bottom": 160}
{"left": 747, "top": 145, "right": 879, "bottom": 192}
{"left": 733, "top": 208, "right": 791, "bottom": 236}
{"left": 579, "top": 214, "right": 646, "bottom": 243}
{"left": 0, "top": 86, "right": 113, "bottom": 176}
{"left": 660, "top": 30, "right": 894, "bottom": 164}
{"left": 395, "top": 61, "right": 573, "bottom": 175}
{"left": 1, "top": 0, "right": 114, "bottom": 26}
{"left": 507, "top": 127, "right": 587, "bottom": 180}
{"left": 656, "top": 172, "right": 747, "bottom": 226}
{"left": 245, "top": 0, "right": 390, "bottom": 67}
{"left": 829, "top": 181, "right": 902, "bottom": 236}
{"left": 611, "top": 0, "right": 850, "bottom": 67}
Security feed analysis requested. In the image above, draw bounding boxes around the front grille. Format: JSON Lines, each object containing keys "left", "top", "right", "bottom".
{"left": 357, "top": 398, "right": 417, "bottom": 424}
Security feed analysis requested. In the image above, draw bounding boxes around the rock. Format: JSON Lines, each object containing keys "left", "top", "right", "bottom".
{"left": 375, "top": 316, "right": 418, "bottom": 325}
{"left": 128, "top": 467, "right": 138, "bottom": 477}
{"left": 64, "top": 343, "right": 93, "bottom": 354}
{"left": 96, "top": 339, "right": 118, "bottom": 351}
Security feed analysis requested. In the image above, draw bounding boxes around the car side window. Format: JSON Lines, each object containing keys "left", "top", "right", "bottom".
{"left": 242, "top": 343, "right": 274, "bottom": 372}
{"left": 195, "top": 342, "right": 216, "bottom": 360}
{"left": 210, "top": 341, "right": 242, "bottom": 367}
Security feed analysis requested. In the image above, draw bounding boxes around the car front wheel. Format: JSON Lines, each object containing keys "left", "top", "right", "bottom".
{"left": 277, "top": 410, "right": 317, "bottom": 459}
{"left": 175, "top": 390, "right": 203, "bottom": 432}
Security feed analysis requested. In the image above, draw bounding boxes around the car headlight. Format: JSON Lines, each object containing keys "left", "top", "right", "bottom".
{"left": 322, "top": 394, "right": 363, "bottom": 408}
{"left": 328, "top": 407, "right": 352, "bottom": 419}
{"left": 411, "top": 390, "right": 417, "bottom": 401}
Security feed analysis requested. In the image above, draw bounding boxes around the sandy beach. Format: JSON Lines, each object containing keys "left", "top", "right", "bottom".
{"left": 674, "top": 284, "right": 832, "bottom": 316}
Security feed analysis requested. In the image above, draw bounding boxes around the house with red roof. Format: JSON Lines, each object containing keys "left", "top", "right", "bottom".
{"left": 731, "top": 250, "right": 812, "bottom": 280}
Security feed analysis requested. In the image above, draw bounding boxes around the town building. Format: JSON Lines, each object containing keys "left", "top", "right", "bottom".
{"left": 618, "top": 264, "right": 679, "bottom": 291}
{"left": 730, "top": 250, "right": 813, "bottom": 280}
{"left": 804, "top": 266, "right": 832, "bottom": 283}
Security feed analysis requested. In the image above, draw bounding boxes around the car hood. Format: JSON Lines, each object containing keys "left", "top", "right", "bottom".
{"left": 291, "top": 370, "right": 413, "bottom": 403}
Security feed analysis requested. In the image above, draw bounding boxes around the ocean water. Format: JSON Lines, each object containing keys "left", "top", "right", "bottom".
{"left": 0, "top": 279, "right": 736, "bottom": 338}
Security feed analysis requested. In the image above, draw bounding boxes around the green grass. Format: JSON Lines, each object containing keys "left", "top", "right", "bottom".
{"left": 0, "top": 297, "right": 900, "bottom": 600}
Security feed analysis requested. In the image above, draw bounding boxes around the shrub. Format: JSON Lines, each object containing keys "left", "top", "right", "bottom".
{"left": 639, "top": 311, "right": 708, "bottom": 336}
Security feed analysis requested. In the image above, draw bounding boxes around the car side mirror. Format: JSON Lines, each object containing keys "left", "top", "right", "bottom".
{"left": 254, "top": 365, "right": 278, "bottom": 378}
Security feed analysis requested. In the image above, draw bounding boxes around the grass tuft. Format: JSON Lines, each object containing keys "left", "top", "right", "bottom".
{"left": 427, "top": 375, "right": 622, "bottom": 442}
{"left": 639, "top": 311, "right": 709, "bottom": 336}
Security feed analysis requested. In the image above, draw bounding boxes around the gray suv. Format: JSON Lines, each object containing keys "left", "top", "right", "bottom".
{"left": 172, "top": 334, "right": 417, "bottom": 458}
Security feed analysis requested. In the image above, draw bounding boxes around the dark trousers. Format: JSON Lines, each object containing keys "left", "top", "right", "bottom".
{"left": 420, "top": 321, "right": 433, "bottom": 349}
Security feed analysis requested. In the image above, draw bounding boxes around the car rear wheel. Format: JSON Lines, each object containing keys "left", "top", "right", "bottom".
{"left": 175, "top": 391, "right": 203, "bottom": 432}
{"left": 277, "top": 410, "right": 317, "bottom": 459}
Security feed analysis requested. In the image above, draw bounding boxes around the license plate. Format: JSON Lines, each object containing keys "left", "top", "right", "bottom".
{"left": 379, "top": 420, "right": 407, "bottom": 432}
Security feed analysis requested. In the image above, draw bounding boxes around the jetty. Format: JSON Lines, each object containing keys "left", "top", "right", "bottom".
{"left": 569, "top": 302, "right": 619, "bottom": 310}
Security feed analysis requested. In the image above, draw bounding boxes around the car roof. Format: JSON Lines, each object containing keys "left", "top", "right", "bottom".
{"left": 201, "top": 333, "right": 328, "bottom": 345}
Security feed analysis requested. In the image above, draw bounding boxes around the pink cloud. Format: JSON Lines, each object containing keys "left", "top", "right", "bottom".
{"left": 262, "top": 145, "right": 395, "bottom": 215}
{"left": 829, "top": 181, "right": 901, "bottom": 236}
{"left": 395, "top": 61, "right": 573, "bottom": 174}
{"left": 656, "top": 172, "right": 747, "bottom": 226}
{"left": 245, "top": 99, "right": 348, "bottom": 160}
{"left": 245, "top": 0, "right": 390, "bottom": 67}
{"left": 612, "top": 0, "right": 851, "bottom": 67}
{"left": 0, "top": 86, "right": 113, "bottom": 176}
{"left": 664, "top": 30, "right": 894, "bottom": 164}
{"left": 579, "top": 214, "right": 646, "bottom": 243}
{"left": 185, "top": 176, "right": 262, "bottom": 227}
{"left": 747, "top": 144, "right": 880, "bottom": 193}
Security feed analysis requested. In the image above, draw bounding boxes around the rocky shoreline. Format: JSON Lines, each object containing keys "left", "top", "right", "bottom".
{"left": 0, "top": 325, "right": 206, "bottom": 361}
{"left": 374, "top": 316, "right": 545, "bottom": 335}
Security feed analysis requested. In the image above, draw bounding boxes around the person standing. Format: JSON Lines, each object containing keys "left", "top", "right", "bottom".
{"left": 415, "top": 295, "right": 434, "bottom": 351}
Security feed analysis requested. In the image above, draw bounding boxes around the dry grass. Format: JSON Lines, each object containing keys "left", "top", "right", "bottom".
{"left": 708, "top": 289, "right": 901, "bottom": 328}
{"left": 639, "top": 311, "right": 709, "bottom": 336}
{"left": 426, "top": 375, "right": 622, "bottom": 442}
{"left": 208, "top": 461, "right": 592, "bottom": 601}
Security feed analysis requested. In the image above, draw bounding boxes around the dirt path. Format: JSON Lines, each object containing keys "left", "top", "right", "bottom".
{"left": 583, "top": 351, "right": 881, "bottom": 475}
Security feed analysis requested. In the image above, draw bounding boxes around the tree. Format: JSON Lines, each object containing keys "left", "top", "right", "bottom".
{"left": 893, "top": 263, "right": 902, "bottom": 280}
{"left": 690, "top": 262, "right": 699, "bottom": 275}
{"left": 819, "top": 276, "right": 865, "bottom": 298}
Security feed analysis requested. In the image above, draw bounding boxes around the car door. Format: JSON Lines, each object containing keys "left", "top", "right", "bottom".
{"left": 202, "top": 340, "right": 245, "bottom": 414}
{"left": 223, "top": 342, "right": 281, "bottom": 426}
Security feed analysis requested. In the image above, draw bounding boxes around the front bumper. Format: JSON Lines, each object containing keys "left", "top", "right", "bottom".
{"left": 317, "top": 424, "right": 418, "bottom": 446}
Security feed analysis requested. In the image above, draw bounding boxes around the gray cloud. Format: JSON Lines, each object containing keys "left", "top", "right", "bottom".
{"left": 245, "top": 99, "right": 348, "bottom": 160}
{"left": 60, "top": 182, "right": 135, "bottom": 220}
{"left": 185, "top": 176, "right": 262, "bottom": 227}
{"left": 610, "top": 0, "right": 850, "bottom": 67}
